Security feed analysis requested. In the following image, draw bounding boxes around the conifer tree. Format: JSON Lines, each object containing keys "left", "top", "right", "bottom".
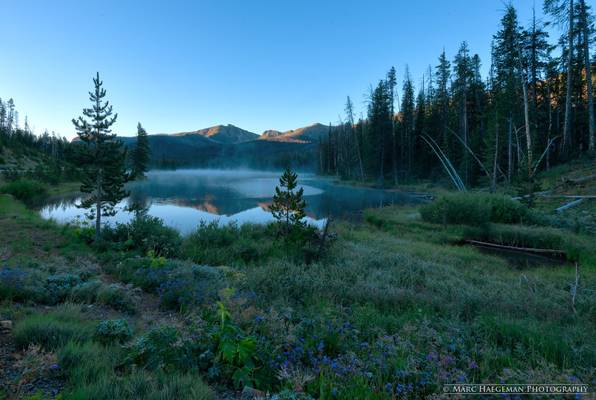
{"left": 545, "top": 0, "right": 575, "bottom": 157}
{"left": 132, "top": 122, "right": 150, "bottom": 179}
{"left": 72, "top": 73, "right": 128, "bottom": 241}
{"left": 269, "top": 167, "right": 307, "bottom": 237}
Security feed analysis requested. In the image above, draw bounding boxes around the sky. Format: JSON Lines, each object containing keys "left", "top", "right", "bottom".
{"left": 0, "top": 0, "right": 558, "bottom": 140}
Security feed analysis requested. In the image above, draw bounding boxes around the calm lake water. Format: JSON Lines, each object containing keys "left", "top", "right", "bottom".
{"left": 39, "top": 169, "right": 425, "bottom": 234}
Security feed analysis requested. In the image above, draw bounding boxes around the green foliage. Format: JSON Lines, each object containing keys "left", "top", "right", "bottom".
{"left": 127, "top": 326, "right": 181, "bottom": 371}
{"left": 270, "top": 167, "right": 307, "bottom": 237}
{"left": 96, "top": 284, "right": 136, "bottom": 314}
{"left": 0, "top": 179, "right": 47, "bottom": 202}
{"left": 420, "top": 193, "right": 537, "bottom": 226}
{"left": 70, "top": 280, "right": 102, "bottom": 303}
{"left": 213, "top": 302, "right": 262, "bottom": 389}
{"left": 182, "top": 222, "right": 273, "bottom": 265}
{"left": 13, "top": 307, "right": 94, "bottom": 350}
{"left": 72, "top": 73, "right": 128, "bottom": 240}
{"left": 101, "top": 216, "right": 181, "bottom": 257}
{"left": 131, "top": 123, "right": 150, "bottom": 179}
{"left": 95, "top": 319, "right": 133, "bottom": 344}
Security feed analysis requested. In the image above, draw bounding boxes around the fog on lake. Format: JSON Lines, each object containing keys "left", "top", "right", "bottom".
{"left": 39, "top": 169, "right": 424, "bottom": 234}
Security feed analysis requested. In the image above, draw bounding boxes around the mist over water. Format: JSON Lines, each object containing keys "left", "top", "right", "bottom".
{"left": 39, "top": 169, "right": 423, "bottom": 235}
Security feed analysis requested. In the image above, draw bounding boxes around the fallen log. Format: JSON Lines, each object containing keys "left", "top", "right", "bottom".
{"left": 463, "top": 239, "right": 567, "bottom": 259}
{"left": 563, "top": 174, "right": 596, "bottom": 185}
{"left": 556, "top": 198, "right": 585, "bottom": 213}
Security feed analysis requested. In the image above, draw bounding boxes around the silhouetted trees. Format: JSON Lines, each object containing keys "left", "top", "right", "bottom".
{"left": 320, "top": 1, "right": 595, "bottom": 191}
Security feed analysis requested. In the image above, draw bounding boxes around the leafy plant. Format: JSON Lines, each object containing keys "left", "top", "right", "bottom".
{"left": 95, "top": 319, "right": 133, "bottom": 344}
{"left": 214, "top": 302, "right": 261, "bottom": 389}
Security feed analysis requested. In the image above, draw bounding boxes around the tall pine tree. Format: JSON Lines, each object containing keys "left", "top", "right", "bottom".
{"left": 72, "top": 73, "right": 128, "bottom": 241}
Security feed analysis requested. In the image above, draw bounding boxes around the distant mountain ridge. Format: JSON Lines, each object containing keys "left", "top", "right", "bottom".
{"left": 154, "top": 122, "right": 329, "bottom": 144}
{"left": 171, "top": 124, "right": 259, "bottom": 144}
{"left": 111, "top": 122, "right": 329, "bottom": 169}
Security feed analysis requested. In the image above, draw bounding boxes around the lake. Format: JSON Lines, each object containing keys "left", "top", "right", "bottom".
{"left": 39, "top": 169, "right": 425, "bottom": 234}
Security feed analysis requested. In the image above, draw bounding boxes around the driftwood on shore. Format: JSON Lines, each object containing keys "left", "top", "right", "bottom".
{"left": 556, "top": 198, "right": 586, "bottom": 213}
{"left": 562, "top": 174, "right": 596, "bottom": 186}
{"left": 464, "top": 239, "right": 567, "bottom": 259}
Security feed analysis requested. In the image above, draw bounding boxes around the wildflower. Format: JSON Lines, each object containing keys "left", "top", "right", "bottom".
{"left": 469, "top": 360, "right": 478, "bottom": 369}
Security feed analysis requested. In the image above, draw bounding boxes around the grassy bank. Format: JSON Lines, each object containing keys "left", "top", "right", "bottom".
{"left": 1, "top": 187, "right": 595, "bottom": 398}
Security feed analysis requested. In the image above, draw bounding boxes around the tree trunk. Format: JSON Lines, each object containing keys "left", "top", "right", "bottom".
{"left": 507, "top": 117, "right": 512, "bottom": 184}
{"left": 562, "top": 0, "right": 574, "bottom": 158}
{"left": 95, "top": 170, "right": 102, "bottom": 242}
{"left": 580, "top": 0, "right": 595, "bottom": 151}
{"left": 492, "top": 114, "right": 499, "bottom": 193}
{"left": 547, "top": 83, "right": 553, "bottom": 170}
{"left": 356, "top": 123, "right": 365, "bottom": 179}
{"left": 520, "top": 66, "right": 533, "bottom": 178}
{"left": 392, "top": 115, "right": 398, "bottom": 185}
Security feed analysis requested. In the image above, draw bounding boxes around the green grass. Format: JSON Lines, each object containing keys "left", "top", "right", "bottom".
{"left": 13, "top": 304, "right": 95, "bottom": 350}
{"left": 1, "top": 179, "right": 595, "bottom": 398}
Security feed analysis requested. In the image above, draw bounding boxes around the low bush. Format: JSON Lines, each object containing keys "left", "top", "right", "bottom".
{"left": 97, "top": 284, "right": 136, "bottom": 314}
{"left": 181, "top": 221, "right": 318, "bottom": 265}
{"left": 101, "top": 216, "right": 181, "bottom": 257}
{"left": 0, "top": 266, "right": 45, "bottom": 303}
{"left": 127, "top": 326, "right": 182, "bottom": 371}
{"left": 157, "top": 264, "right": 223, "bottom": 311}
{"left": 95, "top": 319, "right": 133, "bottom": 344}
{"left": 0, "top": 178, "right": 47, "bottom": 203}
{"left": 70, "top": 280, "right": 102, "bottom": 303}
{"left": 46, "top": 273, "right": 82, "bottom": 304}
{"left": 420, "top": 192, "right": 537, "bottom": 226}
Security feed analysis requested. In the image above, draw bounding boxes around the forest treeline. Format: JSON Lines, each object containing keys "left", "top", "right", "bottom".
{"left": 320, "top": 1, "right": 595, "bottom": 191}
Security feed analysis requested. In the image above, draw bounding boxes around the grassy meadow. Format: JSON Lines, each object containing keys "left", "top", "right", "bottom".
{"left": 0, "top": 173, "right": 595, "bottom": 399}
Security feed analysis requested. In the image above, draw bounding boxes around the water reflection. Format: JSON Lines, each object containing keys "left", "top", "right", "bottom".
{"left": 39, "top": 169, "right": 424, "bottom": 235}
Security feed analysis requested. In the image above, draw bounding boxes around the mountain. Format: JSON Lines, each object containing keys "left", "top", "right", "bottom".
{"left": 258, "top": 123, "right": 328, "bottom": 143}
{"left": 111, "top": 123, "right": 327, "bottom": 169}
{"left": 260, "top": 130, "right": 283, "bottom": 139}
{"left": 171, "top": 124, "right": 258, "bottom": 144}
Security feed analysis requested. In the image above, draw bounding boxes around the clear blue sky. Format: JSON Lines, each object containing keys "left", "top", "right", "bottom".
{"left": 1, "top": 0, "right": 552, "bottom": 139}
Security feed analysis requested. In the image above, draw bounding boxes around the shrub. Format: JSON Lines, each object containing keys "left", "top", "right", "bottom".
{"left": 0, "top": 179, "right": 47, "bottom": 202}
{"left": 102, "top": 216, "right": 181, "bottom": 257}
{"left": 420, "top": 193, "right": 536, "bottom": 226}
{"left": 182, "top": 222, "right": 274, "bottom": 265}
{"left": 70, "top": 280, "right": 103, "bottom": 303}
{"left": 0, "top": 266, "right": 45, "bottom": 303}
{"left": 14, "top": 312, "right": 93, "bottom": 350}
{"left": 95, "top": 319, "right": 133, "bottom": 344}
{"left": 45, "top": 273, "right": 82, "bottom": 304}
{"left": 157, "top": 264, "right": 223, "bottom": 311}
{"left": 127, "top": 326, "right": 182, "bottom": 370}
{"left": 96, "top": 284, "right": 136, "bottom": 314}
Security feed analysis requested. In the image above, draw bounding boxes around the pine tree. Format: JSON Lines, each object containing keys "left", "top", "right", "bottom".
{"left": 269, "top": 167, "right": 307, "bottom": 237}
{"left": 387, "top": 66, "right": 398, "bottom": 184}
{"left": 132, "top": 122, "right": 150, "bottom": 179}
{"left": 545, "top": 0, "right": 576, "bottom": 157}
{"left": 578, "top": 0, "right": 595, "bottom": 150}
{"left": 72, "top": 73, "right": 128, "bottom": 241}
{"left": 453, "top": 42, "right": 473, "bottom": 184}
{"left": 435, "top": 50, "right": 451, "bottom": 154}
{"left": 400, "top": 70, "right": 415, "bottom": 177}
